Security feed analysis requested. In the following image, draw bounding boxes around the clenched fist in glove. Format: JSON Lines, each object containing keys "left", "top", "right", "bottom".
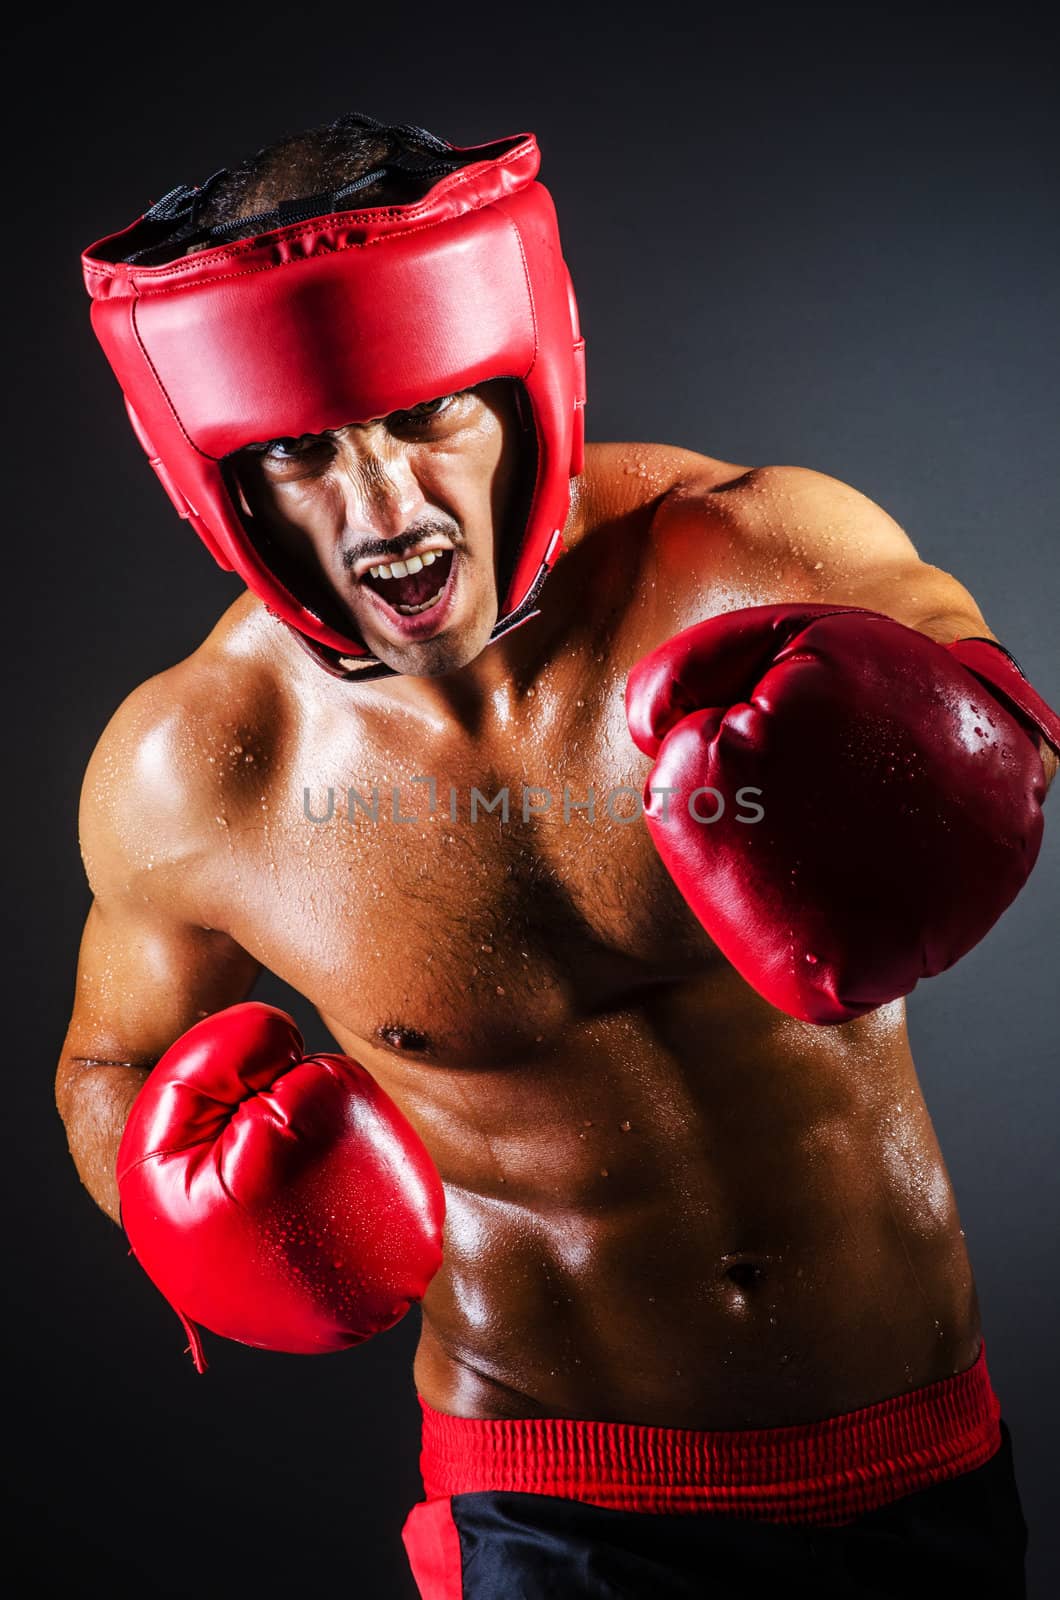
{"left": 626, "top": 603, "right": 1060, "bottom": 1025}
{"left": 117, "top": 1002, "right": 445, "bottom": 1370}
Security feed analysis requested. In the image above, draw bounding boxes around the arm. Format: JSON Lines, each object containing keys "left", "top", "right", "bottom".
{"left": 57, "top": 681, "right": 444, "bottom": 1368}
{"left": 705, "top": 464, "right": 1058, "bottom": 787}
{"left": 628, "top": 464, "right": 1060, "bottom": 1021}
{"left": 56, "top": 686, "right": 262, "bottom": 1223}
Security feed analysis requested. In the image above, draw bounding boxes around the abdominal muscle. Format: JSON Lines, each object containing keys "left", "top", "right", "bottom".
{"left": 326, "top": 987, "right": 982, "bottom": 1432}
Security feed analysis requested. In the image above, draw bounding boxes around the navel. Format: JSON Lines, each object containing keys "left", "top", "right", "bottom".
{"left": 721, "top": 1254, "right": 767, "bottom": 1291}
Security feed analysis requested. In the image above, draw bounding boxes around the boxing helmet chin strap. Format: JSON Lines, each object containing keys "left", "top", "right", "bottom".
{"left": 277, "top": 530, "right": 563, "bottom": 682}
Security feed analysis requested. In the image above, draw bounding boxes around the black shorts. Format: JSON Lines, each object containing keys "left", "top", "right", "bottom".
{"left": 404, "top": 1423, "right": 1027, "bottom": 1599}
{"left": 404, "top": 1348, "right": 1024, "bottom": 1597}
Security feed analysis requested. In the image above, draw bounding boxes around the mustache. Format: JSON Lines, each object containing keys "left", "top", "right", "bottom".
{"left": 339, "top": 517, "right": 460, "bottom": 573}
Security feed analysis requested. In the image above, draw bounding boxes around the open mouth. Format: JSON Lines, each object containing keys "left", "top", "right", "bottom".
{"left": 361, "top": 547, "right": 455, "bottom": 614}
{"left": 356, "top": 545, "right": 461, "bottom": 640}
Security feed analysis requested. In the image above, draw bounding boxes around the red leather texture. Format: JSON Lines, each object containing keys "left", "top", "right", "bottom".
{"left": 82, "top": 132, "right": 585, "bottom": 665}
{"left": 625, "top": 604, "right": 1057, "bottom": 1024}
{"left": 946, "top": 635, "right": 1060, "bottom": 752}
{"left": 116, "top": 1003, "right": 445, "bottom": 1364}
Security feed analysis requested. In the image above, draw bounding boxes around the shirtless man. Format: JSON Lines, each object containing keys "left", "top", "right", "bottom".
{"left": 59, "top": 114, "right": 1058, "bottom": 1597}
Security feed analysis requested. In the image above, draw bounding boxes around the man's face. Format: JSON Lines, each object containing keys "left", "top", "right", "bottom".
{"left": 231, "top": 379, "right": 526, "bottom": 677}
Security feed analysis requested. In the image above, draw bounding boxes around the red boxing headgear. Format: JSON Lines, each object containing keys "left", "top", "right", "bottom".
{"left": 81, "top": 128, "right": 586, "bottom": 677}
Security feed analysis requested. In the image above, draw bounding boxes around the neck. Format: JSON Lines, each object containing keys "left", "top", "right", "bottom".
{"left": 357, "top": 605, "right": 556, "bottom": 739}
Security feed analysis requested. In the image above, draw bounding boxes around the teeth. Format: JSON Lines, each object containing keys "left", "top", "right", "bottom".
{"left": 398, "top": 585, "right": 448, "bottom": 614}
{"left": 366, "top": 548, "right": 447, "bottom": 582}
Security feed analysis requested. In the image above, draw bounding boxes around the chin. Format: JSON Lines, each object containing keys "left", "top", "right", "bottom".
{"left": 366, "top": 614, "right": 497, "bottom": 679}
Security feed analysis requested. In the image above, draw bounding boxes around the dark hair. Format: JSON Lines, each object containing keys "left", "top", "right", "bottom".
{"left": 196, "top": 112, "right": 461, "bottom": 234}
{"left": 123, "top": 111, "right": 472, "bottom": 265}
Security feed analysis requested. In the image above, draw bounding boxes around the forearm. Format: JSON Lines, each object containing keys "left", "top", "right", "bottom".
{"left": 57, "top": 1061, "right": 152, "bottom": 1224}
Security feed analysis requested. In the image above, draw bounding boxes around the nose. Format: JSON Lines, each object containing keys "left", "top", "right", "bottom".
{"left": 332, "top": 433, "right": 428, "bottom": 539}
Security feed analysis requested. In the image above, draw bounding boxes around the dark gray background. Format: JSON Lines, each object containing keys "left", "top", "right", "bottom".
{"left": 7, "top": 2, "right": 1057, "bottom": 1594}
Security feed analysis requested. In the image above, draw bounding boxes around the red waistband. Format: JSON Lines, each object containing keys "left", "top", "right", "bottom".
{"left": 417, "top": 1345, "right": 1001, "bottom": 1524}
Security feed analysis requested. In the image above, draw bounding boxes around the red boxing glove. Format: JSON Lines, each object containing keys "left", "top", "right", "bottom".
{"left": 117, "top": 1003, "right": 445, "bottom": 1370}
{"left": 626, "top": 604, "right": 1060, "bottom": 1024}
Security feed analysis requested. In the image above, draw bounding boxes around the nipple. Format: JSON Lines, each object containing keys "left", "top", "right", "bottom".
{"left": 376, "top": 1022, "right": 431, "bottom": 1055}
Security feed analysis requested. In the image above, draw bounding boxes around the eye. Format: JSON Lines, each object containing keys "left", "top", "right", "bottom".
{"left": 390, "top": 395, "right": 458, "bottom": 429}
{"left": 243, "top": 434, "right": 331, "bottom": 463}
{"left": 265, "top": 435, "right": 328, "bottom": 460}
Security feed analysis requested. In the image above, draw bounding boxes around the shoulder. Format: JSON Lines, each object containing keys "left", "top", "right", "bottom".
{"left": 650, "top": 463, "right": 918, "bottom": 567}
{"left": 648, "top": 460, "right": 917, "bottom": 601}
{"left": 79, "top": 595, "right": 289, "bottom": 909}
{"left": 573, "top": 449, "right": 914, "bottom": 560}
{"left": 643, "top": 461, "right": 991, "bottom": 640}
{"left": 568, "top": 442, "right": 750, "bottom": 550}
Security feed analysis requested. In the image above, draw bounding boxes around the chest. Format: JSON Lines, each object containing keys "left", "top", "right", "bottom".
{"left": 210, "top": 672, "right": 717, "bottom": 1064}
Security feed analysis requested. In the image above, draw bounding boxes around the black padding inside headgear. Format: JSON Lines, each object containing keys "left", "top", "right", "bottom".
{"left": 115, "top": 114, "right": 504, "bottom": 266}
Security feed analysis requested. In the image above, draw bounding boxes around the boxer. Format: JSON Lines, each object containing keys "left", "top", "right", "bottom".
{"left": 59, "top": 113, "right": 1058, "bottom": 1596}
